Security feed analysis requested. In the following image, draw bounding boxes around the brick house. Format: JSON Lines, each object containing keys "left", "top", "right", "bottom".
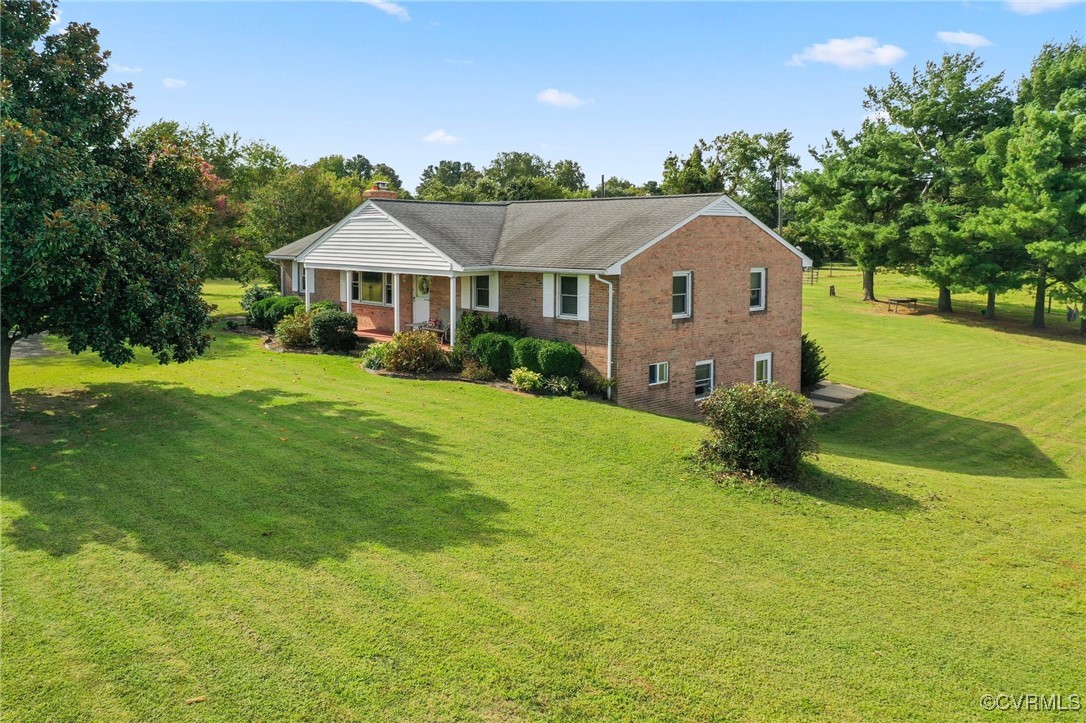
{"left": 267, "top": 184, "right": 811, "bottom": 418}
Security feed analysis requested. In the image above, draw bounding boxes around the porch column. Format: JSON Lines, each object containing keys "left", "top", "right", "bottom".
{"left": 449, "top": 275, "right": 457, "bottom": 348}
{"left": 304, "top": 267, "right": 313, "bottom": 311}
{"left": 393, "top": 273, "right": 401, "bottom": 333}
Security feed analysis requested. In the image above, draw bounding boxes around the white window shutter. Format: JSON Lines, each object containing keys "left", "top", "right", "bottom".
{"left": 542, "top": 273, "right": 555, "bottom": 318}
{"left": 576, "top": 275, "right": 590, "bottom": 321}
{"left": 291, "top": 261, "right": 299, "bottom": 291}
{"left": 490, "top": 272, "right": 500, "bottom": 311}
{"left": 460, "top": 276, "right": 471, "bottom": 309}
{"left": 340, "top": 270, "right": 348, "bottom": 302}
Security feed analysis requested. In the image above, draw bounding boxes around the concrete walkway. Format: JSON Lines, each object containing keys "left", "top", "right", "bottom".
{"left": 807, "top": 382, "right": 867, "bottom": 417}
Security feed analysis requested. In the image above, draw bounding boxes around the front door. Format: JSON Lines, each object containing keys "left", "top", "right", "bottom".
{"left": 412, "top": 275, "right": 431, "bottom": 324}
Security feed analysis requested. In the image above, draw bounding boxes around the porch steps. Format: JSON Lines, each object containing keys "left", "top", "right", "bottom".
{"left": 806, "top": 382, "right": 867, "bottom": 418}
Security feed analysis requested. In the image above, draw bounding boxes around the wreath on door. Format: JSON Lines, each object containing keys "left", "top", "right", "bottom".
{"left": 416, "top": 275, "right": 431, "bottom": 296}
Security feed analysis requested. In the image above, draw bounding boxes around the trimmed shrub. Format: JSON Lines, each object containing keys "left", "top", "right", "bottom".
{"left": 360, "top": 341, "right": 390, "bottom": 370}
{"left": 241, "top": 284, "right": 277, "bottom": 315}
{"left": 310, "top": 300, "right": 340, "bottom": 314}
{"left": 513, "top": 337, "right": 545, "bottom": 373}
{"left": 310, "top": 309, "right": 357, "bottom": 352}
{"left": 251, "top": 296, "right": 303, "bottom": 331}
{"left": 509, "top": 367, "right": 544, "bottom": 393}
{"left": 384, "top": 330, "right": 447, "bottom": 374}
{"left": 275, "top": 310, "right": 315, "bottom": 349}
{"left": 698, "top": 382, "right": 818, "bottom": 482}
{"left": 537, "top": 340, "right": 584, "bottom": 378}
{"left": 543, "top": 375, "right": 579, "bottom": 396}
{"left": 471, "top": 333, "right": 517, "bottom": 379}
{"left": 801, "top": 333, "right": 829, "bottom": 391}
{"left": 455, "top": 311, "right": 529, "bottom": 348}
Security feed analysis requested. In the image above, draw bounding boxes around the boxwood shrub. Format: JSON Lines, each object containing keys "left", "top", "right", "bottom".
{"left": 250, "top": 296, "right": 303, "bottom": 332}
{"left": 537, "top": 340, "right": 584, "bottom": 378}
{"left": 310, "top": 309, "right": 358, "bottom": 352}
{"left": 471, "top": 332, "right": 517, "bottom": 379}
{"left": 455, "top": 312, "right": 529, "bottom": 348}
{"left": 513, "top": 337, "right": 545, "bottom": 373}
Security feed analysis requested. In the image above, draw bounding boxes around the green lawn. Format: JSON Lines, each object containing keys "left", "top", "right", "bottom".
{"left": 2, "top": 276, "right": 1083, "bottom": 721}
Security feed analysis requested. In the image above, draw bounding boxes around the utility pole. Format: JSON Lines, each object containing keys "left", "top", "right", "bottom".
{"left": 601, "top": 174, "right": 606, "bottom": 198}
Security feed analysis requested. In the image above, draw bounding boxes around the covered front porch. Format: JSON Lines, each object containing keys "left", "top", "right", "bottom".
{"left": 301, "top": 267, "right": 463, "bottom": 347}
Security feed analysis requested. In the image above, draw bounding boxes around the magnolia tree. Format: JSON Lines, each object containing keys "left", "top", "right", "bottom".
{"left": 0, "top": 0, "right": 214, "bottom": 414}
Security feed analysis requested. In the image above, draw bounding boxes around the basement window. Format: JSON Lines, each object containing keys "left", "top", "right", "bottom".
{"left": 694, "top": 360, "right": 714, "bottom": 399}
{"left": 754, "top": 353, "right": 773, "bottom": 384}
{"left": 648, "top": 361, "right": 669, "bottom": 386}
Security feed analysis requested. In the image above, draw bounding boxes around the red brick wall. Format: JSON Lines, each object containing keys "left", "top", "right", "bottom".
{"left": 614, "top": 216, "right": 803, "bottom": 419}
{"left": 495, "top": 271, "right": 617, "bottom": 376}
{"left": 279, "top": 261, "right": 298, "bottom": 296}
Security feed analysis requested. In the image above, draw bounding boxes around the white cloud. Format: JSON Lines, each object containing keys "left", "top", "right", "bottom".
{"left": 112, "top": 64, "right": 143, "bottom": 74}
{"left": 422, "top": 129, "right": 463, "bottom": 145}
{"left": 936, "top": 30, "right": 993, "bottom": 47}
{"left": 162, "top": 78, "right": 187, "bottom": 90}
{"left": 48, "top": 9, "right": 62, "bottom": 29}
{"left": 355, "top": 0, "right": 410, "bottom": 21}
{"left": 789, "top": 36, "right": 907, "bottom": 69}
{"left": 865, "top": 109, "right": 892, "bottom": 124}
{"left": 1005, "top": 0, "right": 1081, "bottom": 14}
{"left": 536, "top": 88, "right": 591, "bottom": 108}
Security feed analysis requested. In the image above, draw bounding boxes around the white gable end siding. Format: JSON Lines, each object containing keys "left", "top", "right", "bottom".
{"left": 300, "top": 206, "right": 454, "bottom": 272}
{"left": 699, "top": 196, "right": 744, "bottom": 216}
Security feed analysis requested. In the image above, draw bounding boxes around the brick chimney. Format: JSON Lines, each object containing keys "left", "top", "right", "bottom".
{"left": 363, "top": 181, "right": 399, "bottom": 201}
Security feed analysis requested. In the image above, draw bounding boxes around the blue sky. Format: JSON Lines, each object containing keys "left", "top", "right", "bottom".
{"left": 62, "top": 1, "right": 1084, "bottom": 190}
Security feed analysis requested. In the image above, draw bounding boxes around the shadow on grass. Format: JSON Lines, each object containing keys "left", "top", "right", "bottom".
{"left": 911, "top": 307, "right": 1084, "bottom": 344}
{"left": 793, "top": 464, "right": 923, "bottom": 514}
{"left": 2, "top": 382, "right": 513, "bottom": 568}
{"left": 819, "top": 394, "right": 1065, "bottom": 479}
{"left": 19, "top": 327, "right": 262, "bottom": 370}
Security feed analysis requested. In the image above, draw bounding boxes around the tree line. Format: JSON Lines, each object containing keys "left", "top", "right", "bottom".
{"left": 153, "top": 39, "right": 1083, "bottom": 332}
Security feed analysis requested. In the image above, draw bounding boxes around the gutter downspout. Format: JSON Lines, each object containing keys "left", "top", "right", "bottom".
{"left": 594, "top": 274, "right": 614, "bottom": 400}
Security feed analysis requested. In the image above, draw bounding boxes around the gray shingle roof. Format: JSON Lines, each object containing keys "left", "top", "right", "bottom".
{"left": 266, "top": 225, "right": 333, "bottom": 259}
{"left": 369, "top": 199, "right": 506, "bottom": 267}
{"left": 493, "top": 194, "right": 722, "bottom": 269}
{"left": 267, "top": 194, "right": 726, "bottom": 270}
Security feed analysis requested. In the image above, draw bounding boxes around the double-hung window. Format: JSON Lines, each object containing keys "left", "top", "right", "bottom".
{"left": 558, "top": 275, "right": 579, "bottom": 318}
{"left": 750, "top": 267, "right": 767, "bottom": 311}
{"left": 355, "top": 271, "right": 393, "bottom": 305}
{"left": 754, "top": 352, "right": 773, "bottom": 384}
{"left": 648, "top": 361, "right": 669, "bottom": 386}
{"left": 694, "top": 360, "right": 714, "bottom": 399}
{"left": 298, "top": 263, "right": 307, "bottom": 293}
{"left": 673, "top": 272, "right": 692, "bottom": 318}
{"left": 473, "top": 275, "right": 492, "bottom": 310}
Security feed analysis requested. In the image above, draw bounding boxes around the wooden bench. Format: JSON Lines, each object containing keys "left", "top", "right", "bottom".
{"left": 887, "top": 297, "right": 917, "bottom": 313}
